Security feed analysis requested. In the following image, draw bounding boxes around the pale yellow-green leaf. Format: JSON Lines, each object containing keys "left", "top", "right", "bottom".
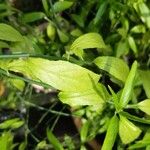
{"left": 94, "top": 56, "right": 129, "bottom": 83}
{"left": 5, "top": 58, "right": 100, "bottom": 92}
{"left": 138, "top": 99, "right": 150, "bottom": 115}
{"left": 119, "top": 115, "right": 141, "bottom": 144}
{"left": 70, "top": 33, "right": 106, "bottom": 58}
{"left": 59, "top": 88, "right": 104, "bottom": 107}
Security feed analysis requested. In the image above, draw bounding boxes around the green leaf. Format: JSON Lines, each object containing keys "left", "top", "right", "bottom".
{"left": 0, "top": 132, "right": 14, "bottom": 150}
{"left": 21, "top": 12, "right": 46, "bottom": 23}
{"left": 119, "top": 115, "right": 141, "bottom": 144}
{"left": 130, "top": 25, "right": 146, "bottom": 33}
{"left": 57, "top": 29, "right": 69, "bottom": 43}
{"left": 71, "top": 14, "right": 84, "bottom": 27}
{"left": 94, "top": 1, "right": 108, "bottom": 24}
{"left": 70, "top": 33, "right": 106, "bottom": 59}
{"left": 120, "top": 111, "right": 150, "bottom": 125}
{"left": 1, "top": 58, "right": 100, "bottom": 92}
{"left": 47, "top": 128, "right": 64, "bottom": 150}
{"left": 108, "top": 86, "right": 120, "bottom": 111}
{"left": 0, "top": 23, "right": 24, "bottom": 42}
{"left": 94, "top": 56, "right": 129, "bottom": 83}
{"left": 53, "top": 1, "right": 73, "bottom": 13}
{"left": 0, "top": 118, "right": 24, "bottom": 129}
{"left": 119, "top": 61, "right": 138, "bottom": 108}
{"left": 137, "top": 2, "right": 150, "bottom": 29}
{"left": 128, "top": 36, "right": 137, "bottom": 54}
{"left": 139, "top": 70, "right": 150, "bottom": 98}
{"left": 128, "top": 129, "right": 150, "bottom": 149}
{"left": 138, "top": 99, "right": 150, "bottom": 115}
{"left": 102, "top": 115, "right": 119, "bottom": 150}
{"left": 59, "top": 88, "right": 104, "bottom": 107}
{"left": 80, "top": 121, "right": 90, "bottom": 143}
{"left": 42, "top": 0, "right": 49, "bottom": 15}
{"left": 0, "top": 41, "right": 9, "bottom": 48}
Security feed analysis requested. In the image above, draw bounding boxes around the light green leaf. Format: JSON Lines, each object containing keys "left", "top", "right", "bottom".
{"left": 70, "top": 33, "right": 106, "bottom": 59}
{"left": 138, "top": 99, "right": 150, "bottom": 115}
{"left": 119, "top": 115, "right": 141, "bottom": 144}
{"left": 130, "top": 25, "right": 146, "bottom": 33}
{"left": 0, "top": 23, "right": 24, "bottom": 42}
{"left": 0, "top": 132, "right": 14, "bottom": 150}
{"left": 2, "top": 58, "right": 100, "bottom": 92}
{"left": 47, "top": 128, "right": 64, "bottom": 150}
{"left": 21, "top": 12, "right": 46, "bottom": 23}
{"left": 0, "top": 118, "right": 24, "bottom": 129}
{"left": 53, "top": 1, "right": 73, "bottom": 13}
{"left": 102, "top": 115, "right": 119, "bottom": 150}
{"left": 80, "top": 121, "right": 90, "bottom": 143}
{"left": 128, "top": 36, "right": 137, "bottom": 54}
{"left": 119, "top": 61, "right": 138, "bottom": 108}
{"left": 94, "top": 56, "right": 129, "bottom": 83}
{"left": 139, "top": 70, "right": 150, "bottom": 98}
{"left": 59, "top": 88, "right": 104, "bottom": 107}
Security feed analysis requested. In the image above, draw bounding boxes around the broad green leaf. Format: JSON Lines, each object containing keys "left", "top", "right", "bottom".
{"left": 138, "top": 99, "right": 150, "bottom": 115}
{"left": 139, "top": 70, "right": 150, "bottom": 98}
{"left": 119, "top": 61, "right": 138, "bottom": 108}
{"left": 59, "top": 88, "right": 104, "bottom": 107}
{"left": 102, "top": 115, "right": 119, "bottom": 150}
{"left": 94, "top": 56, "right": 129, "bottom": 83}
{"left": 21, "top": 12, "right": 46, "bottom": 23}
{"left": 119, "top": 115, "right": 141, "bottom": 144}
{"left": 0, "top": 23, "right": 24, "bottom": 42}
{"left": 10, "top": 79, "right": 25, "bottom": 91}
{"left": 53, "top": 1, "right": 73, "bottom": 13}
{"left": 47, "top": 128, "right": 64, "bottom": 150}
{"left": 1, "top": 58, "right": 100, "bottom": 92}
{"left": 70, "top": 33, "right": 106, "bottom": 59}
{"left": 0, "top": 132, "right": 14, "bottom": 150}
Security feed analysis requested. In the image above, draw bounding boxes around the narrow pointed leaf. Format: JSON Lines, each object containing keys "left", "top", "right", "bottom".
{"left": 119, "top": 61, "right": 138, "bottom": 108}
{"left": 119, "top": 115, "right": 141, "bottom": 144}
{"left": 102, "top": 115, "right": 119, "bottom": 150}
{"left": 47, "top": 128, "right": 64, "bottom": 150}
{"left": 94, "top": 56, "right": 129, "bottom": 83}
